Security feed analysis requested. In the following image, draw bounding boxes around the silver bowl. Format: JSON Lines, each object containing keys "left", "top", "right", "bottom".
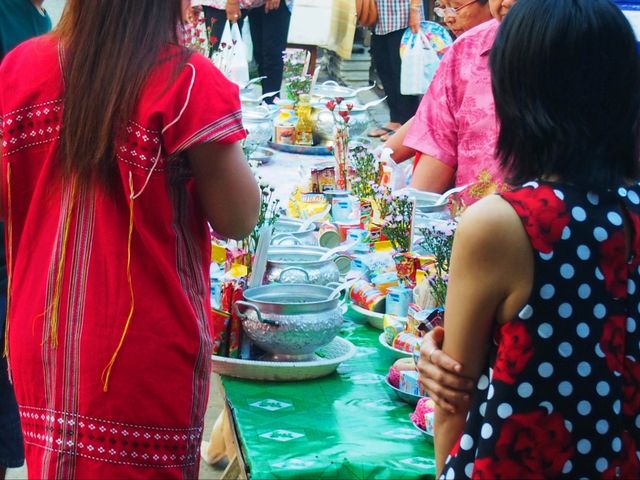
{"left": 234, "top": 284, "right": 344, "bottom": 361}
{"left": 265, "top": 246, "right": 341, "bottom": 286}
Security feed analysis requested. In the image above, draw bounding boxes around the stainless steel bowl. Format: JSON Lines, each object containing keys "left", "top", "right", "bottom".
{"left": 272, "top": 217, "right": 318, "bottom": 247}
{"left": 265, "top": 246, "right": 340, "bottom": 285}
{"left": 242, "top": 105, "right": 275, "bottom": 147}
{"left": 234, "top": 284, "right": 344, "bottom": 361}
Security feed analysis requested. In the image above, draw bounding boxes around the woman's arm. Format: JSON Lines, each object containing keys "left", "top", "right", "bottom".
{"left": 409, "top": 153, "right": 455, "bottom": 193}
{"left": 382, "top": 118, "right": 417, "bottom": 165}
{"left": 188, "top": 141, "right": 260, "bottom": 239}
{"left": 434, "top": 195, "right": 533, "bottom": 475}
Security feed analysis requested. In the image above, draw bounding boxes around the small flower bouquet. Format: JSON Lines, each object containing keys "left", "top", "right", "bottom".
{"left": 284, "top": 74, "right": 312, "bottom": 104}
{"left": 349, "top": 145, "right": 381, "bottom": 201}
{"left": 371, "top": 184, "right": 415, "bottom": 253}
{"left": 244, "top": 180, "right": 281, "bottom": 258}
{"left": 283, "top": 49, "right": 307, "bottom": 79}
{"left": 419, "top": 222, "right": 455, "bottom": 307}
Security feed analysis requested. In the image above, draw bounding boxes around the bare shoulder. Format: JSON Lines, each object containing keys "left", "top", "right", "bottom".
{"left": 454, "top": 194, "right": 526, "bottom": 252}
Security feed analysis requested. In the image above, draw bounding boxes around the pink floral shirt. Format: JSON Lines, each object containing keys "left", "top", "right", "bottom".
{"left": 404, "top": 20, "right": 504, "bottom": 203}
{"left": 192, "top": 0, "right": 266, "bottom": 9}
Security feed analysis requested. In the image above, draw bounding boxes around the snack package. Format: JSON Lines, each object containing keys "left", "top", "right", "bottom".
{"left": 386, "top": 285, "right": 412, "bottom": 317}
{"left": 313, "top": 166, "right": 337, "bottom": 193}
{"left": 361, "top": 251, "right": 397, "bottom": 279}
{"left": 392, "top": 332, "right": 421, "bottom": 353}
{"left": 416, "top": 307, "right": 445, "bottom": 334}
{"left": 383, "top": 314, "right": 405, "bottom": 345}
{"left": 424, "top": 411, "right": 435, "bottom": 435}
{"left": 349, "top": 279, "right": 386, "bottom": 313}
{"left": 225, "top": 247, "right": 251, "bottom": 272}
{"left": 394, "top": 252, "right": 421, "bottom": 288}
{"left": 399, "top": 370, "right": 422, "bottom": 396}
{"left": 372, "top": 271, "right": 399, "bottom": 294}
{"left": 298, "top": 193, "right": 330, "bottom": 222}
{"left": 411, "top": 397, "right": 436, "bottom": 430}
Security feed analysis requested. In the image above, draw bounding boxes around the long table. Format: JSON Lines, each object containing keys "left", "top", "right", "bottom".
{"left": 216, "top": 315, "right": 436, "bottom": 479}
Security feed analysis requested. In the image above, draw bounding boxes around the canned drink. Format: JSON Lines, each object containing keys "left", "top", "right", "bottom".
{"left": 349, "top": 279, "right": 386, "bottom": 313}
{"left": 333, "top": 254, "right": 352, "bottom": 275}
{"left": 386, "top": 285, "right": 412, "bottom": 317}
{"left": 318, "top": 222, "right": 341, "bottom": 248}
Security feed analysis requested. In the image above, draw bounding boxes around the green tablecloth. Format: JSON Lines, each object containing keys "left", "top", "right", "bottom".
{"left": 220, "top": 316, "right": 436, "bottom": 479}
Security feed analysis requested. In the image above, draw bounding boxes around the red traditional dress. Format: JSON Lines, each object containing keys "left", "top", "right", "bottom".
{"left": 0, "top": 35, "right": 245, "bottom": 478}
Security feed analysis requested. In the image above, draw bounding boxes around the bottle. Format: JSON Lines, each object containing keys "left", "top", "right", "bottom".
{"left": 294, "top": 94, "right": 314, "bottom": 146}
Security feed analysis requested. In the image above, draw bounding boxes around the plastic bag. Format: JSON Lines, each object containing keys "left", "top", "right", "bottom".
{"left": 400, "top": 31, "right": 439, "bottom": 96}
{"left": 213, "top": 21, "right": 250, "bottom": 85}
{"left": 242, "top": 18, "right": 253, "bottom": 64}
{"left": 399, "top": 21, "right": 453, "bottom": 96}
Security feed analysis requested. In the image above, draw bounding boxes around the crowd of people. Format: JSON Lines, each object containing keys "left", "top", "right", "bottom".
{"left": 2, "top": 0, "right": 640, "bottom": 478}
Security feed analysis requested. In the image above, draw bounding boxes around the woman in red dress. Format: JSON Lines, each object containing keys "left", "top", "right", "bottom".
{"left": 0, "top": 0, "right": 260, "bottom": 478}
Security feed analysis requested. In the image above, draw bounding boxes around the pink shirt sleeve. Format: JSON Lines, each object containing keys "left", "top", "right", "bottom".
{"left": 403, "top": 47, "right": 459, "bottom": 169}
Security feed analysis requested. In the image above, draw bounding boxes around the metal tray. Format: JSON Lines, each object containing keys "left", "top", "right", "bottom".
{"left": 211, "top": 337, "right": 356, "bottom": 381}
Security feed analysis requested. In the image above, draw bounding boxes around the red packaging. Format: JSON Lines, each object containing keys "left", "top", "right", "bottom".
{"left": 349, "top": 279, "right": 386, "bottom": 313}
{"left": 211, "top": 282, "right": 234, "bottom": 356}
{"left": 228, "top": 283, "right": 245, "bottom": 359}
{"left": 394, "top": 252, "right": 421, "bottom": 288}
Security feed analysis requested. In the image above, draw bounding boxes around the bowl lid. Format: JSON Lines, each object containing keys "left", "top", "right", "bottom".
{"left": 267, "top": 246, "right": 332, "bottom": 264}
{"left": 243, "top": 283, "right": 335, "bottom": 305}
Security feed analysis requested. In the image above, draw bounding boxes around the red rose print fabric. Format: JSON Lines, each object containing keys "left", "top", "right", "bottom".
{"left": 501, "top": 184, "right": 570, "bottom": 253}
{"left": 492, "top": 320, "right": 534, "bottom": 384}
{"left": 440, "top": 182, "right": 640, "bottom": 479}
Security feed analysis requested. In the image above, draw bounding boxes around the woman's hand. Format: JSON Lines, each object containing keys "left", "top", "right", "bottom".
{"left": 226, "top": 0, "right": 242, "bottom": 23}
{"left": 265, "top": 0, "right": 281, "bottom": 12}
{"left": 409, "top": 6, "right": 422, "bottom": 34}
{"left": 417, "top": 326, "right": 475, "bottom": 413}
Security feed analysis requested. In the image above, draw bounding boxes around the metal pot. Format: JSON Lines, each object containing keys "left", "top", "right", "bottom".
{"left": 272, "top": 217, "right": 317, "bottom": 247}
{"left": 234, "top": 283, "right": 344, "bottom": 361}
{"left": 242, "top": 105, "right": 275, "bottom": 147}
{"left": 311, "top": 80, "right": 357, "bottom": 102}
{"left": 265, "top": 246, "right": 340, "bottom": 285}
{"left": 311, "top": 103, "right": 372, "bottom": 146}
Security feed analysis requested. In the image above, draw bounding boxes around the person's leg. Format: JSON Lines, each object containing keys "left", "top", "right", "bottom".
{"left": 248, "top": 8, "right": 264, "bottom": 79}
{"left": 0, "top": 296, "right": 25, "bottom": 479}
{"left": 257, "top": 1, "right": 291, "bottom": 102}
{"left": 385, "top": 28, "right": 420, "bottom": 124}
{"left": 369, "top": 31, "right": 403, "bottom": 136}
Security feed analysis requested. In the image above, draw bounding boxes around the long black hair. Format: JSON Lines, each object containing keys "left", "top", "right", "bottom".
{"left": 490, "top": 0, "right": 640, "bottom": 189}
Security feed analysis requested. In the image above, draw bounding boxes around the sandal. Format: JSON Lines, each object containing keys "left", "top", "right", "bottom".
{"left": 367, "top": 126, "right": 396, "bottom": 138}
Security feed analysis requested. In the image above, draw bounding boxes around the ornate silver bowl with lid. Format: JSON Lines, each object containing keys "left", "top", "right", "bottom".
{"left": 234, "top": 284, "right": 345, "bottom": 361}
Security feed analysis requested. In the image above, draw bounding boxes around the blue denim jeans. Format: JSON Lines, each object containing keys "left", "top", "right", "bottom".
{"left": 0, "top": 295, "right": 24, "bottom": 468}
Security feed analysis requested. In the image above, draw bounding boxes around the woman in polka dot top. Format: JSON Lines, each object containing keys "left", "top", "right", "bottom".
{"left": 428, "top": 0, "right": 640, "bottom": 478}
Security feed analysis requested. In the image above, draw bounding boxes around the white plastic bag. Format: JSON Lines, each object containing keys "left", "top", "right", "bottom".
{"left": 229, "top": 22, "right": 250, "bottom": 85}
{"left": 242, "top": 18, "right": 253, "bottom": 64}
{"left": 212, "top": 21, "right": 250, "bottom": 85}
{"left": 400, "top": 30, "right": 440, "bottom": 96}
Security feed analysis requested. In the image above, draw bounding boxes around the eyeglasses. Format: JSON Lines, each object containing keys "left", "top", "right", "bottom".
{"left": 434, "top": 0, "right": 479, "bottom": 18}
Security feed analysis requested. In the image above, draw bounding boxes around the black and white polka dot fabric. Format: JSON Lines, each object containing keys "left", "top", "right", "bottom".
{"left": 441, "top": 181, "right": 640, "bottom": 479}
